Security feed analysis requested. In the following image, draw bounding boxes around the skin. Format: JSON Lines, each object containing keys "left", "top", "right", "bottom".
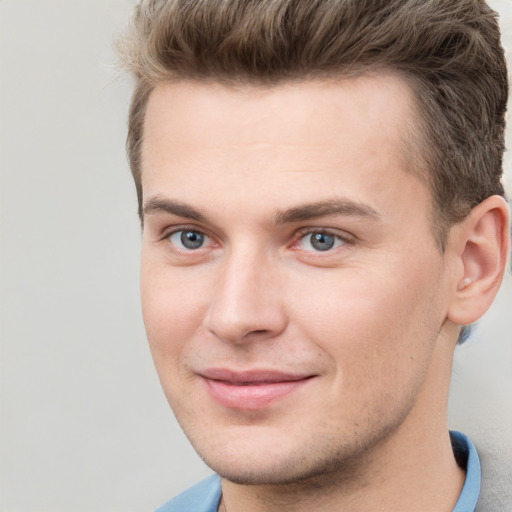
{"left": 139, "top": 75, "right": 509, "bottom": 511}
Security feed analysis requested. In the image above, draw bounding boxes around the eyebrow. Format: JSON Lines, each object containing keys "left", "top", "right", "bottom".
{"left": 142, "top": 196, "right": 380, "bottom": 225}
{"left": 273, "top": 199, "right": 380, "bottom": 224}
{"left": 143, "top": 196, "right": 209, "bottom": 223}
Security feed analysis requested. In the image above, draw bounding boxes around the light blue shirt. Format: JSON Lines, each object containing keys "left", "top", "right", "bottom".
{"left": 156, "top": 431, "right": 481, "bottom": 512}
{"left": 155, "top": 474, "right": 221, "bottom": 512}
{"left": 451, "top": 431, "right": 481, "bottom": 512}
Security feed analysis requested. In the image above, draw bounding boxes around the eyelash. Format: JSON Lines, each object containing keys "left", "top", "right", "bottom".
{"left": 160, "top": 225, "right": 214, "bottom": 251}
{"left": 292, "top": 228, "right": 354, "bottom": 252}
{"left": 159, "top": 225, "right": 354, "bottom": 254}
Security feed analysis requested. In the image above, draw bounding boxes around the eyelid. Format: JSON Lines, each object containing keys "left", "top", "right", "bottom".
{"left": 159, "top": 224, "right": 220, "bottom": 255}
{"left": 159, "top": 224, "right": 209, "bottom": 241}
{"left": 157, "top": 224, "right": 355, "bottom": 253}
{"left": 294, "top": 226, "right": 355, "bottom": 244}
{"left": 289, "top": 227, "right": 356, "bottom": 258}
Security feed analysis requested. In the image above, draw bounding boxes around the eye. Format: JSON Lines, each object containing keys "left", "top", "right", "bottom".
{"left": 169, "top": 229, "right": 210, "bottom": 250}
{"left": 299, "top": 231, "right": 346, "bottom": 252}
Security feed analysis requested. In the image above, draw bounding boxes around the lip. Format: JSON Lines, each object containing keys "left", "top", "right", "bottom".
{"left": 200, "top": 369, "right": 315, "bottom": 410}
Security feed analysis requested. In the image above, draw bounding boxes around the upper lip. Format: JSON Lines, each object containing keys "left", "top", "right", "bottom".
{"left": 200, "top": 368, "right": 315, "bottom": 384}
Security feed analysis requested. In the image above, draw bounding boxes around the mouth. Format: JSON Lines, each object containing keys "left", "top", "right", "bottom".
{"left": 200, "top": 369, "right": 316, "bottom": 410}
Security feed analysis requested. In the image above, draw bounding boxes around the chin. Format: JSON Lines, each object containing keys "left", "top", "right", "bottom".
{"left": 187, "top": 425, "right": 374, "bottom": 486}
{"left": 203, "top": 452, "right": 328, "bottom": 486}
{"left": 187, "top": 426, "right": 311, "bottom": 484}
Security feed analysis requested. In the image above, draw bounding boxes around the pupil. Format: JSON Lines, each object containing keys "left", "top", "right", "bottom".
{"left": 181, "top": 230, "right": 204, "bottom": 249}
{"left": 311, "top": 233, "right": 334, "bottom": 251}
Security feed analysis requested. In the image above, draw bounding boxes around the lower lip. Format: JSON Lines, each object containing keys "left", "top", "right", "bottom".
{"left": 204, "top": 378, "right": 312, "bottom": 410}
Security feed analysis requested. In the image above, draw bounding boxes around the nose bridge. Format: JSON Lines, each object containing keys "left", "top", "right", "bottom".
{"left": 205, "top": 243, "right": 286, "bottom": 343}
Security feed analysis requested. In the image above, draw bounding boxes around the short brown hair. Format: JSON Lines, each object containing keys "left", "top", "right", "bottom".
{"left": 117, "top": 0, "right": 508, "bottom": 245}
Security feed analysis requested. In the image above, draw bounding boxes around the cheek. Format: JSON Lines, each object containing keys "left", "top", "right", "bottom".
{"left": 140, "top": 260, "right": 211, "bottom": 360}
{"left": 290, "top": 261, "right": 442, "bottom": 390}
{"left": 140, "top": 263, "right": 216, "bottom": 416}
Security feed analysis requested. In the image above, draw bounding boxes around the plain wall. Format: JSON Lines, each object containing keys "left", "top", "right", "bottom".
{"left": 0, "top": 1, "right": 511, "bottom": 511}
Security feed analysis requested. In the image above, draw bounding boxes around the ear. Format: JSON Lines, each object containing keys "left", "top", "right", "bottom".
{"left": 447, "top": 195, "right": 510, "bottom": 326}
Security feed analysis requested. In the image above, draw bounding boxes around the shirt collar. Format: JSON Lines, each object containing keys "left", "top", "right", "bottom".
{"left": 450, "top": 430, "right": 482, "bottom": 512}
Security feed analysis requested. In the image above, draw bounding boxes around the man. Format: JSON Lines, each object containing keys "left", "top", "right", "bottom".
{"left": 117, "top": 1, "right": 510, "bottom": 510}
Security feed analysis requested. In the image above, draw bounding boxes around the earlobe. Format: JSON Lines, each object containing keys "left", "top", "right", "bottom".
{"left": 447, "top": 195, "right": 510, "bottom": 326}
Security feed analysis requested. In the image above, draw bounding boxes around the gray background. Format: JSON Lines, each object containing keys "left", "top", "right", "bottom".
{"left": 0, "top": 1, "right": 510, "bottom": 511}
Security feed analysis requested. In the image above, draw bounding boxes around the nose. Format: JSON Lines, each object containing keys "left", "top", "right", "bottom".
{"left": 204, "top": 248, "right": 288, "bottom": 344}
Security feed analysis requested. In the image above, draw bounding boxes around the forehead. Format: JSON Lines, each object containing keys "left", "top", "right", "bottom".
{"left": 141, "top": 75, "right": 429, "bottom": 226}
{"left": 143, "top": 74, "right": 417, "bottom": 160}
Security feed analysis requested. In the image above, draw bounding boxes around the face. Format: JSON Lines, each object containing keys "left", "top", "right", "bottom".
{"left": 140, "top": 76, "right": 455, "bottom": 485}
